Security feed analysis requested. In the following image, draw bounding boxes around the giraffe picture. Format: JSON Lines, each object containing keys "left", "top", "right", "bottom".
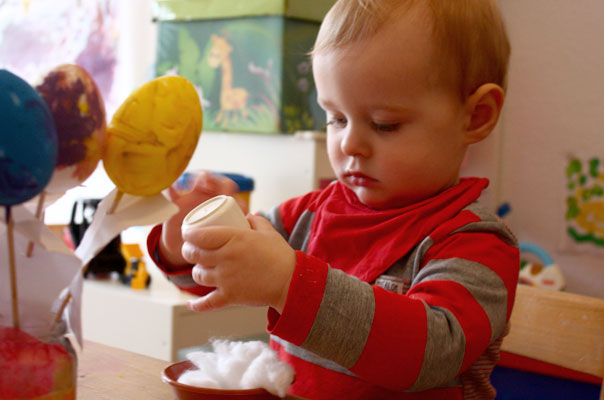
{"left": 207, "top": 34, "right": 250, "bottom": 127}
{"left": 155, "top": 15, "right": 326, "bottom": 134}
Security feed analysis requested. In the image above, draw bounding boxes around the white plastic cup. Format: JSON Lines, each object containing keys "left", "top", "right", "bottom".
{"left": 182, "top": 195, "right": 250, "bottom": 230}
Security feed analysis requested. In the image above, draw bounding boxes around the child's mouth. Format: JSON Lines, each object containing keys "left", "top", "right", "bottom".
{"left": 344, "top": 171, "right": 377, "bottom": 187}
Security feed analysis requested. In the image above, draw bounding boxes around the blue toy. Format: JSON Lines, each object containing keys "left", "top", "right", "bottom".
{"left": 518, "top": 242, "right": 565, "bottom": 291}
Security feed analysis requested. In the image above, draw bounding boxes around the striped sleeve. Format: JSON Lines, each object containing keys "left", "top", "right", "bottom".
{"left": 269, "top": 255, "right": 430, "bottom": 391}
{"left": 268, "top": 211, "right": 518, "bottom": 393}
{"left": 405, "top": 230, "right": 517, "bottom": 389}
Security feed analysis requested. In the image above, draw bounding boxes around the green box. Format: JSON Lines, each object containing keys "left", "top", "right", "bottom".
{"left": 153, "top": 0, "right": 334, "bottom": 134}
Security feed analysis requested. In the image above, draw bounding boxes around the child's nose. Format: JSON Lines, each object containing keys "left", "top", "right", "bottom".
{"left": 340, "top": 126, "right": 371, "bottom": 157}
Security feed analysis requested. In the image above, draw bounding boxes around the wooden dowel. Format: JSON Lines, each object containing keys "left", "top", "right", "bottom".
{"left": 53, "top": 292, "right": 72, "bottom": 326}
{"left": 6, "top": 207, "right": 19, "bottom": 330}
{"left": 107, "top": 190, "right": 124, "bottom": 215}
{"left": 51, "top": 264, "right": 88, "bottom": 331}
{"left": 26, "top": 191, "right": 46, "bottom": 257}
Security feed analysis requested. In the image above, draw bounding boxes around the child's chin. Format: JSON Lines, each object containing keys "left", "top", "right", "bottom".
{"left": 354, "top": 193, "right": 391, "bottom": 210}
{"left": 355, "top": 191, "right": 413, "bottom": 210}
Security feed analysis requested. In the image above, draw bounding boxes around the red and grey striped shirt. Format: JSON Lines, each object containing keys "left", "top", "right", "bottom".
{"left": 148, "top": 177, "right": 519, "bottom": 399}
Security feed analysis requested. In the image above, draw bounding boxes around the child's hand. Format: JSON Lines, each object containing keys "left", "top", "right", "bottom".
{"left": 160, "top": 171, "right": 246, "bottom": 266}
{"left": 182, "top": 215, "right": 296, "bottom": 314}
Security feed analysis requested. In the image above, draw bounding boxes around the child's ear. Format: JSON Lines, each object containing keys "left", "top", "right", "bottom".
{"left": 463, "top": 83, "right": 505, "bottom": 144}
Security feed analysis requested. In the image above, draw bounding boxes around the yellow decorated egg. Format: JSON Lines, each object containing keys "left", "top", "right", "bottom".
{"left": 103, "top": 76, "right": 202, "bottom": 196}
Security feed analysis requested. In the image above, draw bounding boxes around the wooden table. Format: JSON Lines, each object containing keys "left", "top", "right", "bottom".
{"left": 78, "top": 340, "right": 173, "bottom": 399}
{"left": 78, "top": 340, "right": 304, "bottom": 399}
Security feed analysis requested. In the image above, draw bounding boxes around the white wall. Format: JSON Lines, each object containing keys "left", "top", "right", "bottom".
{"left": 186, "top": 131, "right": 334, "bottom": 213}
{"left": 110, "top": 0, "right": 158, "bottom": 116}
{"left": 498, "top": 0, "right": 604, "bottom": 298}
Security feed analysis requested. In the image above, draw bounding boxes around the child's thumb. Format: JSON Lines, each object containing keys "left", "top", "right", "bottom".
{"left": 247, "top": 215, "right": 273, "bottom": 231}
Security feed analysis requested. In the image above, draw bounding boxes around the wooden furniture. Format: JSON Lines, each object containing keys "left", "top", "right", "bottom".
{"left": 501, "top": 284, "right": 604, "bottom": 399}
{"left": 78, "top": 340, "right": 305, "bottom": 399}
{"left": 78, "top": 340, "right": 174, "bottom": 399}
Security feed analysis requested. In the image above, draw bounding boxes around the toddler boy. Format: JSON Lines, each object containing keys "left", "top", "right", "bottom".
{"left": 148, "top": 1, "right": 519, "bottom": 398}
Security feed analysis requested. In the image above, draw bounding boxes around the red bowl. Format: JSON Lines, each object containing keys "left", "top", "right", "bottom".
{"left": 162, "top": 360, "right": 281, "bottom": 400}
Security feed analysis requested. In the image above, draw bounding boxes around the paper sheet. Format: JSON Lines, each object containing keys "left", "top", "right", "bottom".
{"left": 11, "top": 204, "right": 75, "bottom": 256}
{"left": 0, "top": 208, "right": 81, "bottom": 341}
{"left": 1, "top": 188, "right": 177, "bottom": 346}
{"left": 75, "top": 188, "right": 178, "bottom": 266}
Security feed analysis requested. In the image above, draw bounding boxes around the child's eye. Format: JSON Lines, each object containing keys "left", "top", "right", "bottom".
{"left": 325, "top": 117, "right": 347, "bottom": 129}
{"left": 373, "top": 122, "right": 400, "bottom": 132}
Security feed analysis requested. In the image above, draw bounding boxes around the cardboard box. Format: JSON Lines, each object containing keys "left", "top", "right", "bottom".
{"left": 153, "top": 0, "right": 334, "bottom": 134}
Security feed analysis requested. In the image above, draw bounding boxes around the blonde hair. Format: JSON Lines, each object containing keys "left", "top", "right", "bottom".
{"left": 312, "top": 0, "right": 510, "bottom": 100}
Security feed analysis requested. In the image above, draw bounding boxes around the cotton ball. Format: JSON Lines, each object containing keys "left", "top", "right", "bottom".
{"left": 178, "top": 339, "right": 294, "bottom": 396}
{"left": 187, "top": 349, "right": 217, "bottom": 366}
{"left": 187, "top": 349, "right": 219, "bottom": 374}
{"left": 241, "top": 346, "right": 295, "bottom": 398}
{"left": 180, "top": 351, "right": 223, "bottom": 388}
{"left": 214, "top": 339, "right": 266, "bottom": 361}
{"left": 178, "top": 369, "right": 221, "bottom": 389}
{"left": 213, "top": 340, "right": 266, "bottom": 389}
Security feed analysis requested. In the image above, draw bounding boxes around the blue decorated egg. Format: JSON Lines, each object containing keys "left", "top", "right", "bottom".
{"left": 0, "top": 69, "right": 58, "bottom": 206}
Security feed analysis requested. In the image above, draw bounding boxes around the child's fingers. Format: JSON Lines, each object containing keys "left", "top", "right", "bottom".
{"left": 218, "top": 176, "right": 239, "bottom": 195}
{"left": 192, "top": 171, "right": 238, "bottom": 197}
{"left": 187, "top": 291, "right": 228, "bottom": 312}
{"left": 191, "top": 264, "right": 217, "bottom": 287}
{"left": 247, "top": 214, "right": 275, "bottom": 231}
{"left": 181, "top": 241, "right": 202, "bottom": 264}
{"left": 191, "top": 171, "right": 219, "bottom": 195}
{"left": 181, "top": 226, "right": 239, "bottom": 250}
{"left": 181, "top": 241, "right": 222, "bottom": 265}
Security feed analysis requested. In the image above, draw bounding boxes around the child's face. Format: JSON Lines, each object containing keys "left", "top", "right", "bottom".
{"left": 314, "top": 7, "right": 471, "bottom": 209}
